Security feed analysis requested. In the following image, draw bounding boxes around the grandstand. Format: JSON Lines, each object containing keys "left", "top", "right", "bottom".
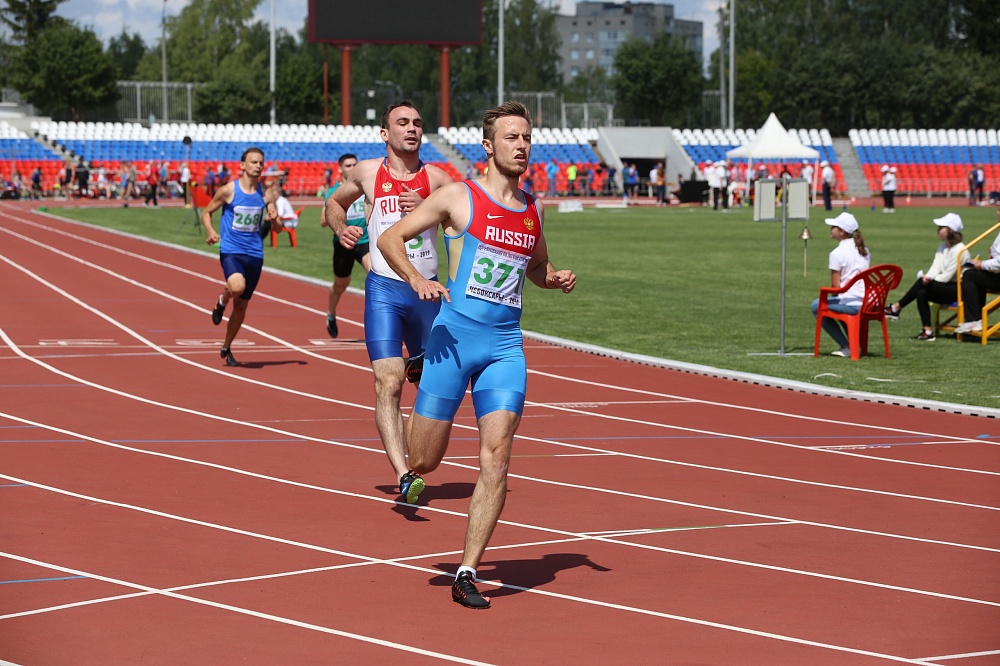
{"left": 27, "top": 120, "right": 463, "bottom": 196}
{"left": 439, "top": 125, "right": 603, "bottom": 194}
{"left": 0, "top": 121, "right": 64, "bottom": 196}
{"left": 851, "top": 128, "right": 999, "bottom": 196}
{"left": 2, "top": 119, "right": 996, "bottom": 201}
{"left": 673, "top": 126, "right": 841, "bottom": 185}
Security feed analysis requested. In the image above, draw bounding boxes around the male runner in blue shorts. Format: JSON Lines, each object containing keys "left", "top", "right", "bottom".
{"left": 202, "top": 146, "right": 280, "bottom": 367}
{"left": 320, "top": 153, "right": 369, "bottom": 338}
{"left": 378, "top": 101, "right": 576, "bottom": 609}
{"left": 324, "top": 102, "right": 454, "bottom": 504}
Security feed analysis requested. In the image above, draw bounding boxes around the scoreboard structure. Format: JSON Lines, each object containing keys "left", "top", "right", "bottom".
{"left": 308, "top": 0, "right": 483, "bottom": 126}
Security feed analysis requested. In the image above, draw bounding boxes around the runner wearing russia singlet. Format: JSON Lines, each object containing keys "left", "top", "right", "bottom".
{"left": 363, "top": 158, "right": 441, "bottom": 361}
{"left": 414, "top": 180, "right": 542, "bottom": 421}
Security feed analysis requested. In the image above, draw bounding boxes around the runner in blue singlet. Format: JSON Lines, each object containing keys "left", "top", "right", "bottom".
{"left": 201, "top": 146, "right": 279, "bottom": 367}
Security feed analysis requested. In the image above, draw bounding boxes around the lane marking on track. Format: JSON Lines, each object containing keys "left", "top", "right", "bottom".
{"left": 921, "top": 649, "right": 1000, "bottom": 662}
{"left": 581, "top": 522, "right": 798, "bottom": 537}
{"left": 4, "top": 416, "right": 1000, "bottom": 609}
{"left": 0, "top": 575, "right": 88, "bottom": 584}
{"left": 3, "top": 326, "right": 1000, "bottom": 556}
{"left": 0, "top": 551, "right": 493, "bottom": 665}
{"left": 3, "top": 247, "right": 999, "bottom": 502}
{"left": 0, "top": 550, "right": 948, "bottom": 664}
{"left": 5, "top": 214, "right": 995, "bottom": 453}
{"left": 2, "top": 210, "right": 371, "bottom": 331}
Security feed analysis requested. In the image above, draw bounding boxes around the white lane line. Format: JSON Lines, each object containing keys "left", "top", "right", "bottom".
{"left": 0, "top": 550, "right": 936, "bottom": 665}
{"left": 2, "top": 325, "right": 999, "bottom": 556}
{"left": 2, "top": 234, "right": 995, "bottom": 485}
{"left": 0, "top": 552, "right": 491, "bottom": 665}
{"left": 4, "top": 420, "right": 1000, "bottom": 603}
{"left": 6, "top": 215, "right": 995, "bottom": 462}
{"left": 581, "top": 522, "right": 798, "bottom": 537}
{"left": 920, "top": 649, "right": 1000, "bottom": 662}
{"left": 5, "top": 211, "right": 367, "bottom": 332}
{"left": 523, "top": 396, "right": 1000, "bottom": 477}
{"left": 1, "top": 255, "right": 996, "bottom": 519}
{"left": 525, "top": 368, "right": 999, "bottom": 448}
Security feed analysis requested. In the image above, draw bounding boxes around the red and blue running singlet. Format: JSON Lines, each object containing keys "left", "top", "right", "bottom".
{"left": 442, "top": 180, "right": 542, "bottom": 326}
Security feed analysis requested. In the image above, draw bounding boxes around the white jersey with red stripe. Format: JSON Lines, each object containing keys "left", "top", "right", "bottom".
{"left": 367, "top": 159, "right": 438, "bottom": 281}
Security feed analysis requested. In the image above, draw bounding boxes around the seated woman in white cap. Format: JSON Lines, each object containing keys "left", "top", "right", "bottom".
{"left": 811, "top": 212, "right": 871, "bottom": 357}
{"left": 884, "top": 213, "right": 968, "bottom": 340}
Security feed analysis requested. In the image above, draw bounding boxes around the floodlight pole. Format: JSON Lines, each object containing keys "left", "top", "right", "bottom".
{"left": 497, "top": 0, "right": 505, "bottom": 105}
{"left": 718, "top": 0, "right": 724, "bottom": 128}
{"left": 729, "top": 0, "right": 735, "bottom": 129}
{"left": 341, "top": 46, "right": 352, "bottom": 125}
{"left": 269, "top": 0, "right": 276, "bottom": 125}
{"left": 161, "top": 0, "right": 168, "bottom": 122}
{"left": 322, "top": 45, "right": 328, "bottom": 123}
{"left": 439, "top": 47, "right": 451, "bottom": 127}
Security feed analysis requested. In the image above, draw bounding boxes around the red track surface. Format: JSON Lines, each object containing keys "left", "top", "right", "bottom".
{"left": 1, "top": 202, "right": 998, "bottom": 664}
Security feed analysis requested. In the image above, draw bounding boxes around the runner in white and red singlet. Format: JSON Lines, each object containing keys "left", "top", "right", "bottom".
{"left": 323, "top": 101, "right": 453, "bottom": 505}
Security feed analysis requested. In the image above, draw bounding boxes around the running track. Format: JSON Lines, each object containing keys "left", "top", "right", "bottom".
{"left": 0, "top": 202, "right": 998, "bottom": 664}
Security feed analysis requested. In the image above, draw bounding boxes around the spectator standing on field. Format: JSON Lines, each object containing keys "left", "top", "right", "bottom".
{"left": 801, "top": 160, "right": 815, "bottom": 205}
{"left": 880, "top": 164, "right": 897, "bottom": 213}
{"left": 144, "top": 161, "right": 159, "bottom": 207}
{"left": 545, "top": 158, "right": 559, "bottom": 198}
{"left": 821, "top": 160, "right": 835, "bottom": 211}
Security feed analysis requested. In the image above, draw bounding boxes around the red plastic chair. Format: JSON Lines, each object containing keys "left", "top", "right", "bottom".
{"left": 814, "top": 264, "right": 903, "bottom": 360}
{"left": 271, "top": 207, "right": 303, "bottom": 248}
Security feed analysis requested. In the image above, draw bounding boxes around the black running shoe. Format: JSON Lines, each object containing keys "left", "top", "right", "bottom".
{"left": 452, "top": 571, "right": 490, "bottom": 609}
{"left": 211, "top": 299, "right": 225, "bottom": 326}
{"left": 403, "top": 353, "right": 424, "bottom": 384}
{"left": 326, "top": 315, "right": 338, "bottom": 339}
{"left": 221, "top": 348, "right": 239, "bottom": 367}
{"left": 883, "top": 306, "right": 899, "bottom": 321}
{"left": 399, "top": 471, "right": 425, "bottom": 504}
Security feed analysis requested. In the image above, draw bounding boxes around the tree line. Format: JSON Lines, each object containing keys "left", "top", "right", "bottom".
{"left": 1, "top": 0, "right": 997, "bottom": 133}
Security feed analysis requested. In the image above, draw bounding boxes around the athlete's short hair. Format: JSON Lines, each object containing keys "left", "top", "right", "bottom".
{"left": 482, "top": 102, "right": 531, "bottom": 144}
{"left": 241, "top": 146, "right": 264, "bottom": 162}
{"left": 380, "top": 101, "right": 418, "bottom": 129}
{"left": 338, "top": 153, "right": 357, "bottom": 167}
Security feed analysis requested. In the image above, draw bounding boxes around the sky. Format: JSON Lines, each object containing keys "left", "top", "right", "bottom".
{"left": 57, "top": 0, "right": 722, "bottom": 65}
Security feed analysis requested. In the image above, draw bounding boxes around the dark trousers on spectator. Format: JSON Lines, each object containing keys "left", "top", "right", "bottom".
{"left": 896, "top": 279, "right": 957, "bottom": 328}
{"left": 961, "top": 270, "right": 1000, "bottom": 321}
{"left": 822, "top": 183, "right": 832, "bottom": 210}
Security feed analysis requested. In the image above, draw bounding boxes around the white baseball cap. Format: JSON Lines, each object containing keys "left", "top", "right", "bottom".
{"left": 825, "top": 212, "right": 859, "bottom": 235}
{"left": 933, "top": 212, "right": 963, "bottom": 232}
{"left": 880, "top": 164, "right": 890, "bottom": 173}
{"left": 820, "top": 160, "right": 830, "bottom": 167}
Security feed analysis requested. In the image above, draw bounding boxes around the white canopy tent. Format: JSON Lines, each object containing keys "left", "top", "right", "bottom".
{"left": 727, "top": 113, "right": 821, "bottom": 200}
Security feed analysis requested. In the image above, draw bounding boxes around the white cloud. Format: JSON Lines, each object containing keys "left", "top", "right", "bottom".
{"left": 58, "top": 0, "right": 307, "bottom": 46}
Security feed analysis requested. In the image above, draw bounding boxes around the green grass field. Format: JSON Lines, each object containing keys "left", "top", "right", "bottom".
{"left": 47, "top": 201, "right": 1000, "bottom": 410}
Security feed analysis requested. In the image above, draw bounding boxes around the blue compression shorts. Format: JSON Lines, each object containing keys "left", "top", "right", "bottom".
{"left": 220, "top": 253, "right": 264, "bottom": 300}
{"left": 364, "top": 271, "right": 441, "bottom": 362}
{"left": 413, "top": 306, "right": 526, "bottom": 422}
